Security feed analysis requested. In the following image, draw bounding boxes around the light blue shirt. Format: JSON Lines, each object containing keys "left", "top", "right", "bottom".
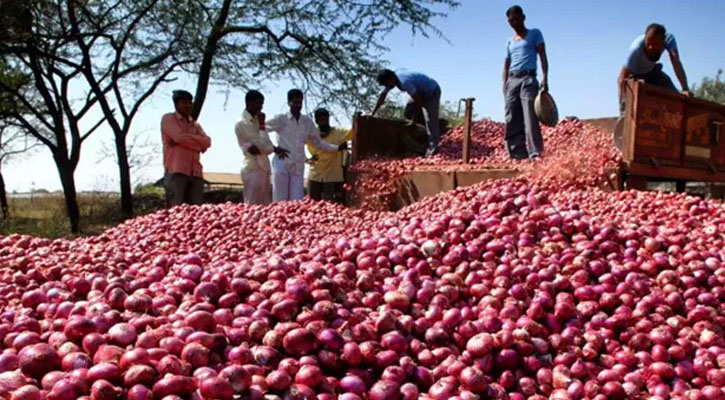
{"left": 625, "top": 33, "right": 678, "bottom": 75}
{"left": 395, "top": 69, "right": 440, "bottom": 98}
{"left": 505, "top": 28, "right": 544, "bottom": 73}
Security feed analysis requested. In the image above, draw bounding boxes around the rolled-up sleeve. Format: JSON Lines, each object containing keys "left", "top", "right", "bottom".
{"left": 307, "top": 126, "right": 338, "bottom": 152}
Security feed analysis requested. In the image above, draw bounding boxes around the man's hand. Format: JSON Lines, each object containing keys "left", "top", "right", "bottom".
{"left": 337, "top": 142, "right": 348, "bottom": 151}
{"left": 540, "top": 80, "right": 549, "bottom": 93}
{"left": 681, "top": 90, "right": 693, "bottom": 98}
{"left": 274, "top": 146, "right": 290, "bottom": 159}
{"left": 502, "top": 80, "right": 508, "bottom": 95}
{"left": 248, "top": 145, "right": 261, "bottom": 155}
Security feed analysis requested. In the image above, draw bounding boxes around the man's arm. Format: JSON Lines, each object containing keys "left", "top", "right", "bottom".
{"left": 669, "top": 49, "right": 691, "bottom": 96}
{"left": 308, "top": 125, "right": 342, "bottom": 152}
{"left": 162, "top": 116, "right": 206, "bottom": 151}
{"left": 371, "top": 88, "right": 391, "bottom": 116}
{"left": 407, "top": 92, "right": 425, "bottom": 124}
{"left": 503, "top": 58, "right": 511, "bottom": 94}
{"left": 617, "top": 66, "right": 632, "bottom": 101}
{"left": 537, "top": 43, "right": 549, "bottom": 92}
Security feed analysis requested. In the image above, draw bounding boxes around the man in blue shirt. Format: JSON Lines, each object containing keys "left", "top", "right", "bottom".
{"left": 372, "top": 68, "right": 442, "bottom": 156}
{"left": 618, "top": 23, "right": 692, "bottom": 110}
{"left": 502, "top": 5, "right": 548, "bottom": 161}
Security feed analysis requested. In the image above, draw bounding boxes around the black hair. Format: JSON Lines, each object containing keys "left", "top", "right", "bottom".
{"left": 245, "top": 90, "right": 264, "bottom": 104}
{"left": 645, "top": 23, "right": 666, "bottom": 37}
{"left": 377, "top": 69, "right": 396, "bottom": 85}
{"left": 506, "top": 5, "right": 523, "bottom": 17}
{"left": 314, "top": 108, "right": 330, "bottom": 119}
{"left": 287, "top": 89, "right": 304, "bottom": 102}
{"left": 172, "top": 90, "right": 193, "bottom": 103}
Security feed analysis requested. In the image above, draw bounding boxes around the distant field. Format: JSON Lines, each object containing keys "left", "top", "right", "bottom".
{"left": 0, "top": 191, "right": 166, "bottom": 238}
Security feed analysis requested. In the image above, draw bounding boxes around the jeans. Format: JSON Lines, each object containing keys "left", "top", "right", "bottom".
{"left": 504, "top": 72, "right": 543, "bottom": 159}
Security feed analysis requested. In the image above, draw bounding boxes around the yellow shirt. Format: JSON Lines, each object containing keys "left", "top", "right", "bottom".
{"left": 306, "top": 128, "right": 352, "bottom": 183}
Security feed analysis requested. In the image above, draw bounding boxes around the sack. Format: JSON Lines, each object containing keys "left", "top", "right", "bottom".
{"left": 534, "top": 91, "right": 559, "bottom": 127}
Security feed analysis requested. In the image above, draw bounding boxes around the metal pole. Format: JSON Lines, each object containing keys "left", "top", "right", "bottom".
{"left": 461, "top": 98, "right": 475, "bottom": 163}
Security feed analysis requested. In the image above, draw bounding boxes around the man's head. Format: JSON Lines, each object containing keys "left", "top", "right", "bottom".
{"left": 172, "top": 90, "right": 193, "bottom": 118}
{"left": 314, "top": 108, "right": 331, "bottom": 133}
{"left": 287, "top": 89, "right": 304, "bottom": 115}
{"left": 644, "top": 23, "right": 667, "bottom": 62}
{"left": 377, "top": 69, "right": 397, "bottom": 89}
{"left": 506, "top": 5, "right": 525, "bottom": 32}
{"left": 245, "top": 90, "right": 264, "bottom": 116}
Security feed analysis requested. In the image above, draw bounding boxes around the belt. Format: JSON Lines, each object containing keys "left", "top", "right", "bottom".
{"left": 509, "top": 70, "right": 536, "bottom": 78}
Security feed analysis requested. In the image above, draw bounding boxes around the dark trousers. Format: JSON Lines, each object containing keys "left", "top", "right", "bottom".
{"left": 504, "top": 71, "right": 543, "bottom": 159}
{"left": 620, "top": 63, "right": 677, "bottom": 114}
{"left": 165, "top": 173, "right": 204, "bottom": 207}
{"left": 309, "top": 181, "right": 343, "bottom": 203}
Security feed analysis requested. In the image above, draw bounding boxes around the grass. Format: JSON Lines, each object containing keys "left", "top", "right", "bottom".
{"left": 0, "top": 190, "right": 166, "bottom": 239}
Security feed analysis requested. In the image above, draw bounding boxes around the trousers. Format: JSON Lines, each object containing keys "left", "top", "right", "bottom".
{"left": 241, "top": 169, "right": 271, "bottom": 205}
{"left": 272, "top": 157, "right": 304, "bottom": 201}
{"left": 164, "top": 173, "right": 204, "bottom": 207}
{"left": 504, "top": 72, "right": 543, "bottom": 159}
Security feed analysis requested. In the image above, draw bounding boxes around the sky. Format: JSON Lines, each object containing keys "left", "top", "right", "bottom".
{"left": 5, "top": 0, "right": 725, "bottom": 193}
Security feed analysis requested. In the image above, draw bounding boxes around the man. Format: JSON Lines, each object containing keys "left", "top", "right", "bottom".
{"left": 502, "top": 5, "right": 548, "bottom": 161}
{"left": 234, "top": 90, "right": 290, "bottom": 205}
{"left": 266, "top": 89, "right": 347, "bottom": 202}
{"left": 160, "top": 90, "right": 211, "bottom": 207}
{"left": 372, "top": 68, "right": 441, "bottom": 156}
{"left": 618, "top": 23, "right": 692, "bottom": 110}
{"left": 307, "top": 108, "right": 352, "bottom": 203}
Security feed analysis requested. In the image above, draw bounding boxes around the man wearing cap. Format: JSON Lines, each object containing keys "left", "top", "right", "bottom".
{"left": 235, "top": 90, "right": 290, "bottom": 205}
{"left": 307, "top": 108, "right": 352, "bottom": 203}
{"left": 160, "top": 90, "right": 212, "bottom": 207}
{"left": 618, "top": 23, "right": 692, "bottom": 112}
{"left": 266, "top": 89, "right": 347, "bottom": 202}
{"left": 502, "top": 5, "right": 548, "bottom": 161}
{"left": 372, "top": 68, "right": 442, "bottom": 157}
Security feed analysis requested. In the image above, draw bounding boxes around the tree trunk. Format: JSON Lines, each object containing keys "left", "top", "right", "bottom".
{"left": 0, "top": 169, "right": 8, "bottom": 219}
{"left": 191, "top": 0, "right": 233, "bottom": 120}
{"left": 55, "top": 159, "right": 80, "bottom": 233}
{"left": 115, "top": 133, "right": 133, "bottom": 217}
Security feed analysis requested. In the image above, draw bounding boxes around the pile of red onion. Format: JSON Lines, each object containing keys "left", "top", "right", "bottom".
{"left": 0, "top": 119, "right": 723, "bottom": 400}
{"left": 350, "top": 120, "right": 621, "bottom": 210}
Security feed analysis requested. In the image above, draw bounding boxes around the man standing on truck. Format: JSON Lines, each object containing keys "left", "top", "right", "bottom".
{"left": 266, "top": 89, "right": 347, "bottom": 202}
{"left": 235, "top": 90, "right": 290, "bottom": 205}
{"left": 307, "top": 108, "right": 352, "bottom": 203}
{"left": 618, "top": 23, "right": 692, "bottom": 111}
{"left": 160, "top": 90, "right": 212, "bottom": 207}
{"left": 372, "top": 68, "right": 442, "bottom": 157}
{"left": 502, "top": 5, "right": 548, "bottom": 161}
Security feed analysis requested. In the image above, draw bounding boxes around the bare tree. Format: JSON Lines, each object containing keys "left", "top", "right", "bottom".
{"left": 175, "top": 0, "right": 460, "bottom": 119}
{"left": 0, "top": 124, "right": 38, "bottom": 218}
{"left": 0, "top": 0, "right": 195, "bottom": 230}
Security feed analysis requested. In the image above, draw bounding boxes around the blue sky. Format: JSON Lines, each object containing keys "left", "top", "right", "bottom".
{"left": 7, "top": 0, "right": 725, "bottom": 192}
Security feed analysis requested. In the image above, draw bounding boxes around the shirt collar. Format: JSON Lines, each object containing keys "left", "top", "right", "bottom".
{"left": 242, "top": 110, "right": 256, "bottom": 122}
{"left": 175, "top": 112, "right": 193, "bottom": 123}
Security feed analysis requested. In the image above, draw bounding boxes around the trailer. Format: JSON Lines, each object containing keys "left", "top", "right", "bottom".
{"left": 618, "top": 80, "right": 725, "bottom": 191}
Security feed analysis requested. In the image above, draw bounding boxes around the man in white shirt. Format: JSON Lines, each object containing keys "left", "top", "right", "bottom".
{"left": 266, "top": 89, "right": 347, "bottom": 202}
{"left": 234, "top": 90, "right": 289, "bottom": 205}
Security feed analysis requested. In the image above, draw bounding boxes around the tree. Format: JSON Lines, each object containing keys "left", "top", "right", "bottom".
{"left": 175, "top": 0, "right": 460, "bottom": 120}
{"left": 0, "top": 0, "right": 195, "bottom": 230}
{"left": 0, "top": 124, "right": 38, "bottom": 218}
{"left": 693, "top": 69, "right": 725, "bottom": 104}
